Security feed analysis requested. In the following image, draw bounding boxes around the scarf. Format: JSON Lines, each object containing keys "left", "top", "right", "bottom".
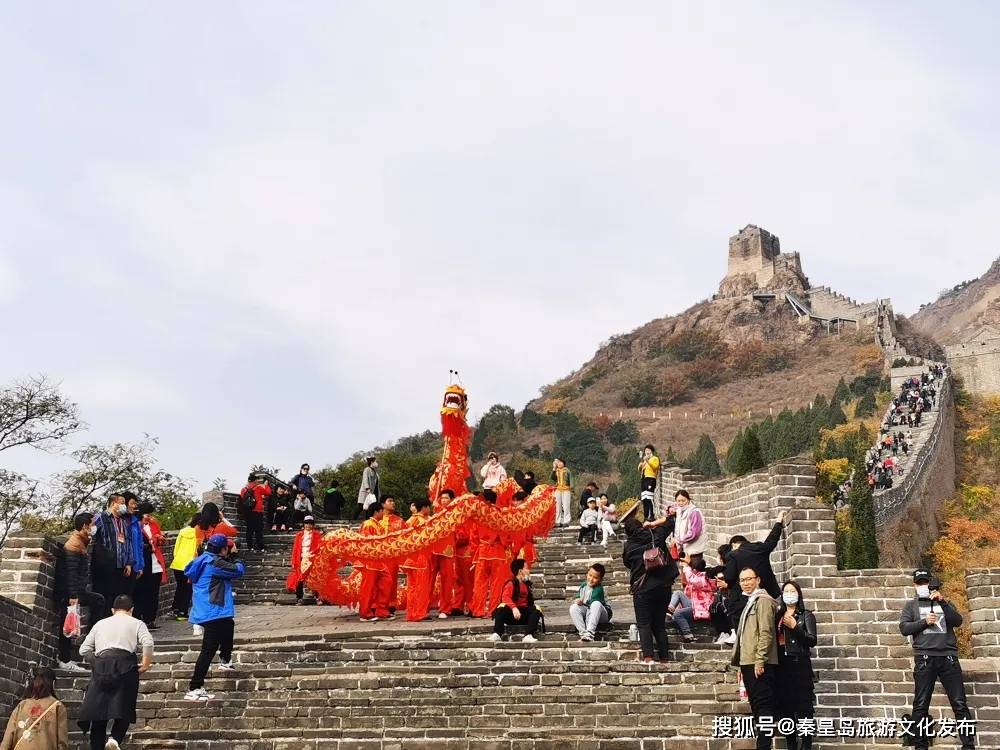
{"left": 732, "top": 588, "right": 765, "bottom": 662}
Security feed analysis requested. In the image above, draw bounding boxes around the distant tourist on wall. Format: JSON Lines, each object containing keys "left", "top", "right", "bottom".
{"left": 621, "top": 514, "right": 678, "bottom": 664}
{"left": 0, "top": 667, "right": 68, "bottom": 750}
{"left": 239, "top": 475, "right": 271, "bottom": 552}
{"left": 58, "top": 512, "right": 105, "bottom": 672}
{"left": 775, "top": 580, "right": 817, "bottom": 750}
{"left": 289, "top": 463, "right": 315, "bottom": 501}
{"left": 169, "top": 514, "right": 200, "bottom": 620}
{"left": 358, "top": 456, "right": 380, "bottom": 519}
{"left": 899, "top": 569, "right": 976, "bottom": 750}
{"left": 132, "top": 503, "right": 168, "bottom": 630}
{"left": 578, "top": 481, "right": 599, "bottom": 510}
{"left": 268, "top": 485, "right": 292, "bottom": 531}
{"left": 550, "top": 458, "right": 573, "bottom": 527}
{"left": 480, "top": 452, "right": 507, "bottom": 490}
{"left": 323, "top": 480, "right": 346, "bottom": 517}
{"left": 195, "top": 502, "right": 239, "bottom": 551}
{"left": 638, "top": 445, "right": 660, "bottom": 520}
{"left": 730, "top": 567, "right": 779, "bottom": 750}
{"left": 77, "top": 594, "right": 154, "bottom": 750}
{"left": 90, "top": 495, "right": 138, "bottom": 620}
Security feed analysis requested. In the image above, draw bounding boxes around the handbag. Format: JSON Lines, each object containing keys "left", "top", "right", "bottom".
{"left": 709, "top": 591, "right": 728, "bottom": 619}
{"left": 643, "top": 529, "right": 666, "bottom": 571}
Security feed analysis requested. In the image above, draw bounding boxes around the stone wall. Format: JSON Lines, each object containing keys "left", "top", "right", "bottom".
{"left": 890, "top": 364, "right": 928, "bottom": 391}
{"left": 727, "top": 225, "right": 781, "bottom": 286}
{"left": 967, "top": 568, "right": 1000, "bottom": 659}
{"left": 946, "top": 339, "right": 1000, "bottom": 396}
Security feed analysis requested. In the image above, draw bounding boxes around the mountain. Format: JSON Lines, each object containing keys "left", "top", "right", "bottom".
{"left": 912, "top": 257, "right": 1000, "bottom": 345}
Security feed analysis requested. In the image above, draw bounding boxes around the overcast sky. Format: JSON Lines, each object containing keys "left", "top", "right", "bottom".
{"left": 2, "top": 2, "right": 998, "bottom": 495}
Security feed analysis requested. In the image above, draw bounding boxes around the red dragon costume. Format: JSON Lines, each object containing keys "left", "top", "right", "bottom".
{"left": 306, "top": 382, "right": 555, "bottom": 617}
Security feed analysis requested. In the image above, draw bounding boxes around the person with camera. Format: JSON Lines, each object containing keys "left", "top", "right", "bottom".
{"left": 637, "top": 445, "right": 660, "bottom": 520}
{"left": 775, "top": 580, "right": 817, "bottom": 750}
{"left": 183, "top": 534, "right": 245, "bottom": 702}
{"left": 550, "top": 458, "right": 573, "bottom": 527}
{"left": 899, "top": 569, "right": 976, "bottom": 750}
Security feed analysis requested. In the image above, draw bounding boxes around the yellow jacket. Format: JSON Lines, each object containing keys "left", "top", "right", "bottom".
{"left": 170, "top": 526, "right": 199, "bottom": 571}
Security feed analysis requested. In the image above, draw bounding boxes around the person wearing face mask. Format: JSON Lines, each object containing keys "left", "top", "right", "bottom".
{"left": 358, "top": 456, "right": 380, "bottom": 519}
{"left": 730, "top": 567, "right": 779, "bottom": 750}
{"left": 58, "top": 512, "right": 106, "bottom": 671}
{"left": 90, "top": 495, "right": 138, "bottom": 620}
{"left": 120, "top": 492, "right": 146, "bottom": 588}
{"left": 774, "top": 581, "right": 817, "bottom": 750}
{"left": 490, "top": 559, "right": 541, "bottom": 643}
{"left": 899, "top": 569, "right": 976, "bottom": 750}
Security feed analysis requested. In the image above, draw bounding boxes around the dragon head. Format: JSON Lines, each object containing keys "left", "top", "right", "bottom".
{"left": 441, "top": 384, "right": 468, "bottom": 418}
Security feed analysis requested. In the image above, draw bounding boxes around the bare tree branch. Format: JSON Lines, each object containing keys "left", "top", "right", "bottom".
{"left": 0, "top": 375, "right": 84, "bottom": 454}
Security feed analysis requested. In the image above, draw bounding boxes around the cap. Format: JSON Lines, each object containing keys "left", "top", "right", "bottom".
{"left": 303, "top": 515, "right": 315, "bottom": 524}
{"left": 912, "top": 569, "right": 931, "bottom": 583}
{"left": 207, "top": 534, "right": 229, "bottom": 552}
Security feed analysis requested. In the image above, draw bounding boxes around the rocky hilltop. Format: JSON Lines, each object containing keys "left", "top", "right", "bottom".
{"left": 912, "top": 257, "right": 1000, "bottom": 345}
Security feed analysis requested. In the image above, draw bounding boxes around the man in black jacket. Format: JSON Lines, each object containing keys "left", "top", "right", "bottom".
{"left": 722, "top": 511, "right": 786, "bottom": 634}
{"left": 58, "top": 512, "right": 106, "bottom": 671}
{"left": 899, "top": 569, "right": 975, "bottom": 750}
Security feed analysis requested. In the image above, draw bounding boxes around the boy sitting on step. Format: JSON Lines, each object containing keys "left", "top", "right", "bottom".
{"left": 490, "top": 559, "right": 541, "bottom": 643}
{"left": 569, "top": 563, "right": 613, "bottom": 641}
{"left": 577, "top": 498, "right": 599, "bottom": 545}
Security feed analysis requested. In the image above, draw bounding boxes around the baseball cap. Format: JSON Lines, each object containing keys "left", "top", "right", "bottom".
{"left": 303, "top": 515, "right": 315, "bottom": 524}
{"left": 207, "top": 534, "right": 229, "bottom": 552}
{"left": 912, "top": 569, "right": 931, "bottom": 583}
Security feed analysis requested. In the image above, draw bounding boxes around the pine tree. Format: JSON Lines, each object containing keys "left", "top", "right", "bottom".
{"left": 854, "top": 391, "right": 877, "bottom": 418}
{"left": 832, "top": 377, "right": 851, "bottom": 406}
{"left": 724, "top": 429, "right": 745, "bottom": 475}
{"left": 845, "top": 463, "right": 879, "bottom": 569}
{"left": 664, "top": 446, "right": 678, "bottom": 463}
{"left": 742, "top": 427, "right": 765, "bottom": 473}
{"left": 827, "top": 403, "right": 848, "bottom": 429}
{"left": 686, "top": 434, "right": 722, "bottom": 478}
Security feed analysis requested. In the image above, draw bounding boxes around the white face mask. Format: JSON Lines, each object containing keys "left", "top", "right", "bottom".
{"left": 782, "top": 592, "right": 799, "bottom": 606}
{"left": 117, "top": 504, "right": 128, "bottom": 516}
{"left": 915, "top": 585, "right": 931, "bottom": 599}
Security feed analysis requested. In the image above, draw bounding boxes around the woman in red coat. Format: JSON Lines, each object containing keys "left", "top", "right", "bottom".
{"left": 287, "top": 516, "right": 324, "bottom": 604}
{"left": 135, "top": 502, "right": 169, "bottom": 628}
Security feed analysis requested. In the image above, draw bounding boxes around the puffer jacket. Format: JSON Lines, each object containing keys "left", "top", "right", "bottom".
{"left": 185, "top": 551, "right": 245, "bottom": 624}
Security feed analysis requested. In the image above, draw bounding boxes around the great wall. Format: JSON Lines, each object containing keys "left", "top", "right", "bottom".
{"left": 1, "top": 226, "right": 997, "bottom": 748}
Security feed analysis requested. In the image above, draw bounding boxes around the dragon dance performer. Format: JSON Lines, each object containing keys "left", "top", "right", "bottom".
{"left": 429, "top": 490, "right": 459, "bottom": 619}
{"left": 400, "top": 499, "right": 433, "bottom": 621}
{"left": 357, "top": 504, "right": 394, "bottom": 622}
{"left": 382, "top": 496, "right": 404, "bottom": 614}
{"left": 470, "top": 490, "right": 510, "bottom": 618}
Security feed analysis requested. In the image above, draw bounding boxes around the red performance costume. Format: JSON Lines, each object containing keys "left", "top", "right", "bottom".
{"left": 286, "top": 525, "right": 323, "bottom": 592}
{"left": 357, "top": 514, "right": 394, "bottom": 620}
{"left": 400, "top": 511, "right": 432, "bottom": 621}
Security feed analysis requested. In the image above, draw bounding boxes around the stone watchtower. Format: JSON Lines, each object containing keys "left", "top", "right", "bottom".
{"left": 727, "top": 225, "right": 781, "bottom": 286}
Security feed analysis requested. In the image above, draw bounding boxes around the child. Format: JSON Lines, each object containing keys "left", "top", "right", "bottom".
{"left": 670, "top": 557, "right": 717, "bottom": 643}
{"left": 598, "top": 498, "right": 618, "bottom": 547}
{"left": 577, "top": 497, "right": 599, "bottom": 545}
{"left": 170, "top": 513, "right": 200, "bottom": 620}
{"left": 1, "top": 667, "right": 67, "bottom": 749}
{"left": 490, "top": 559, "right": 541, "bottom": 643}
{"left": 569, "top": 563, "right": 612, "bottom": 641}
{"left": 287, "top": 516, "right": 324, "bottom": 605}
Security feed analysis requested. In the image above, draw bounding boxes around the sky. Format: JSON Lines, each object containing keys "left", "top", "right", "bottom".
{"left": 2, "top": 2, "right": 999, "bottom": 495}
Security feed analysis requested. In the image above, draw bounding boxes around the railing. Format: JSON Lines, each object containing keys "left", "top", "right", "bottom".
{"left": 873, "top": 376, "right": 951, "bottom": 524}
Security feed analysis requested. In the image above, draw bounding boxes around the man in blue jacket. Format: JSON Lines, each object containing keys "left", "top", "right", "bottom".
{"left": 183, "top": 534, "right": 245, "bottom": 701}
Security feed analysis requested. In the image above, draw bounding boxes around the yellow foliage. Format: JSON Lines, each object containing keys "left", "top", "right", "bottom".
{"left": 959, "top": 483, "right": 994, "bottom": 517}
{"left": 853, "top": 344, "right": 884, "bottom": 370}
{"left": 929, "top": 537, "right": 963, "bottom": 572}
{"left": 966, "top": 426, "right": 990, "bottom": 444}
{"left": 817, "top": 458, "right": 850, "bottom": 486}
{"left": 541, "top": 397, "right": 569, "bottom": 414}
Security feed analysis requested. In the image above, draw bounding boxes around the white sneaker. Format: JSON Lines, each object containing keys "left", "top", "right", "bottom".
{"left": 105, "top": 739, "right": 121, "bottom": 750}
{"left": 438, "top": 612, "right": 448, "bottom": 619}
{"left": 218, "top": 661, "right": 237, "bottom": 672}
{"left": 59, "top": 660, "right": 88, "bottom": 673}
{"left": 724, "top": 632, "right": 737, "bottom": 645}
{"left": 489, "top": 633, "right": 502, "bottom": 642}
{"left": 184, "top": 687, "right": 214, "bottom": 701}
{"left": 522, "top": 634, "right": 538, "bottom": 643}
{"left": 192, "top": 624, "right": 204, "bottom": 637}
{"left": 714, "top": 633, "right": 729, "bottom": 645}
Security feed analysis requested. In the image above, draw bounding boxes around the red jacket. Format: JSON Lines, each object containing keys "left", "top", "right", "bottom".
{"left": 242, "top": 483, "right": 272, "bottom": 513}
{"left": 500, "top": 578, "right": 532, "bottom": 609}
{"left": 142, "top": 518, "right": 169, "bottom": 584}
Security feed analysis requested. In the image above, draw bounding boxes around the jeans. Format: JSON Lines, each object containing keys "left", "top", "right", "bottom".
{"left": 633, "top": 587, "right": 669, "bottom": 660}
{"left": 669, "top": 591, "right": 691, "bottom": 610}
{"left": 88, "top": 719, "right": 129, "bottom": 750}
{"left": 570, "top": 600, "right": 610, "bottom": 638}
{"left": 555, "top": 490, "right": 573, "bottom": 525}
{"left": 189, "top": 617, "right": 235, "bottom": 689}
{"left": 911, "top": 654, "right": 975, "bottom": 749}
{"left": 741, "top": 663, "right": 777, "bottom": 750}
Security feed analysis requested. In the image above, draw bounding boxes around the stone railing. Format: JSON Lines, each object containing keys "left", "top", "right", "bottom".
{"left": 873, "top": 375, "right": 952, "bottom": 524}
